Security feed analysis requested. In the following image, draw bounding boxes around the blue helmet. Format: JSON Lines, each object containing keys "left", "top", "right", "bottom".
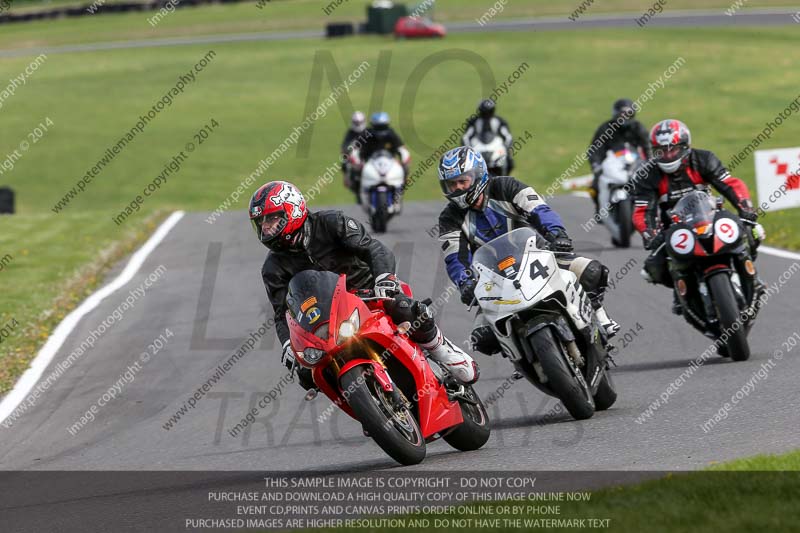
{"left": 370, "top": 111, "right": 390, "bottom": 129}
{"left": 438, "top": 146, "right": 489, "bottom": 209}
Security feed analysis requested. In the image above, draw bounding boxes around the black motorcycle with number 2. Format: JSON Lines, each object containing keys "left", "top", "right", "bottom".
{"left": 664, "top": 190, "right": 762, "bottom": 361}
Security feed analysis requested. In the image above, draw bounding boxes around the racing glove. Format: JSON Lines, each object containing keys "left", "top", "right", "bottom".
{"left": 459, "top": 277, "right": 478, "bottom": 306}
{"left": 737, "top": 199, "right": 758, "bottom": 222}
{"left": 643, "top": 229, "right": 665, "bottom": 251}
{"left": 374, "top": 273, "right": 401, "bottom": 298}
{"left": 544, "top": 228, "right": 574, "bottom": 253}
{"left": 282, "top": 340, "right": 315, "bottom": 390}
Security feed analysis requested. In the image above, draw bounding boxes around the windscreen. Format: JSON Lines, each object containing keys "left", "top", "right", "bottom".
{"left": 672, "top": 190, "right": 716, "bottom": 226}
{"left": 472, "top": 227, "right": 539, "bottom": 279}
{"left": 286, "top": 270, "right": 339, "bottom": 333}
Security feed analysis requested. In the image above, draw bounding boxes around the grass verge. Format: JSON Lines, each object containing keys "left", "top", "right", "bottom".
{"left": 313, "top": 450, "right": 800, "bottom": 533}
{"left": 0, "top": 210, "right": 169, "bottom": 394}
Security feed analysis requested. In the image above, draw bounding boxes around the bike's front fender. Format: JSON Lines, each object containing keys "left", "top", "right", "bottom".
{"left": 338, "top": 359, "right": 393, "bottom": 392}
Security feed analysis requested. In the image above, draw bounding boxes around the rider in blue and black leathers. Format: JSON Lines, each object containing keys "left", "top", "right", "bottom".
{"left": 436, "top": 146, "right": 619, "bottom": 355}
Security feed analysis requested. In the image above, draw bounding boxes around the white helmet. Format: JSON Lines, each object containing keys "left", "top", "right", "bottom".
{"left": 351, "top": 111, "right": 366, "bottom": 133}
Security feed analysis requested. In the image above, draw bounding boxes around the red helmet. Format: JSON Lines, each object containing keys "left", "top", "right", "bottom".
{"left": 650, "top": 119, "right": 692, "bottom": 173}
{"left": 249, "top": 181, "right": 308, "bottom": 251}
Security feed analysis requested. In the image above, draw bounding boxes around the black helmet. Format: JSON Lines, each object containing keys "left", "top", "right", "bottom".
{"left": 477, "top": 98, "right": 495, "bottom": 118}
{"left": 612, "top": 98, "right": 635, "bottom": 123}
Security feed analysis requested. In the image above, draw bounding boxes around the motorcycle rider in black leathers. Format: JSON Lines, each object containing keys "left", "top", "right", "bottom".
{"left": 359, "top": 112, "right": 411, "bottom": 185}
{"left": 341, "top": 111, "right": 369, "bottom": 199}
{"left": 462, "top": 98, "right": 515, "bottom": 174}
{"left": 436, "top": 147, "right": 619, "bottom": 356}
{"left": 588, "top": 98, "right": 652, "bottom": 216}
{"left": 250, "top": 180, "right": 478, "bottom": 389}
{"left": 633, "top": 119, "right": 765, "bottom": 314}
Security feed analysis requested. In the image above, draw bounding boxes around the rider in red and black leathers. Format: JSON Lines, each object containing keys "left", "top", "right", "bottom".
{"left": 633, "top": 119, "right": 761, "bottom": 312}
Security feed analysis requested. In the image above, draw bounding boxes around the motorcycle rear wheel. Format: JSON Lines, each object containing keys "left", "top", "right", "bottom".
{"left": 442, "top": 385, "right": 491, "bottom": 451}
{"left": 593, "top": 369, "right": 617, "bottom": 411}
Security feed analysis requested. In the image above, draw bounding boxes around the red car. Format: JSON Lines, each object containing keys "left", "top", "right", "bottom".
{"left": 394, "top": 16, "right": 446, "bottom": 38}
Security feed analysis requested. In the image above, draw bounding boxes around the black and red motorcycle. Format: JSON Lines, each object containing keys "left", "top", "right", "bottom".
{"left": 285, "top": 270, "right": 490, "bottom": 465}
{"left": 663, "top": 190, "right": 762, "bottom": 361}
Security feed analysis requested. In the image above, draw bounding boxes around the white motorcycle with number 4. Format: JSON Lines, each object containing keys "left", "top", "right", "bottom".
{"left": 472, "top": 227, "right": 617, "bottom": 420}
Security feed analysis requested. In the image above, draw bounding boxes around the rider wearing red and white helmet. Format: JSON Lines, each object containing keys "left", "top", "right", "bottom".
{"left": 250, "top": 180, "right": 479, "bottom": 389}
{"left": 633, "top": 119, "right": 763, "bottom": 313}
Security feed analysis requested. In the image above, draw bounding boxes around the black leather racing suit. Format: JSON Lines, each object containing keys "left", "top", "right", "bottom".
{"left": 263, "top": 210, "right": 438, "bottom": 358}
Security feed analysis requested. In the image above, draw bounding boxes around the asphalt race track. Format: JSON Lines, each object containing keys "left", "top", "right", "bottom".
{"left": 2, "top": 196, "right": 799, "bottom": 474}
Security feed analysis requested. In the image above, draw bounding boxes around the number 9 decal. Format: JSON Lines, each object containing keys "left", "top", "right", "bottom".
{"left": 714, "top": 218, "right": 740, "bottom": 244}
{"left": 669, "top": 228, "right": 695, "bottom": 255}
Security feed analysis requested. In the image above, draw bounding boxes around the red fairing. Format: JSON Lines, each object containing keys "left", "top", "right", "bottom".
{"left": 286, "top": 274, "right": 462, "bottom": 439}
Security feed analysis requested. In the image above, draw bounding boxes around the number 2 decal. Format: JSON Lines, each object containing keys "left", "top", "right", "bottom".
{"left": 669, "top": 229, "right": 695, "bottom": 255}
{"left": 529, "top": 259, "right": 550, "bottom": 280}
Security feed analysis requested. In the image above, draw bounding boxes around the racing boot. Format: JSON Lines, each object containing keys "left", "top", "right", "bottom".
{"left": 420, "top": 327, "right": 479, "bottom": 385}
{"left": 594, "top": 306, "right": 620, "bottom": 337}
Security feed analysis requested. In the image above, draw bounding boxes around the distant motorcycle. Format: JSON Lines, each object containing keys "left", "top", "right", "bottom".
{"left": 471, "top": 227, "right": 617, "bottom": 420}
{"left": 468, "top": 130, "right": 509, "bottom": 177}
{"left": 359, "top": 150, "right": 405, "bottom": 233}
{"left": 663, "top": 190, "right": 762, "bottom": 361}
{"left": 286, "top": 270, "right": 490, "bottom": 466}
{"left": 598, "top": 145, "right": 642, "bottom": 248}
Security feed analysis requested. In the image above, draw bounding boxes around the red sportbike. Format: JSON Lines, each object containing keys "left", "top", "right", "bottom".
{"left": 286, "top": 270, "right": 490, "bottom": 465}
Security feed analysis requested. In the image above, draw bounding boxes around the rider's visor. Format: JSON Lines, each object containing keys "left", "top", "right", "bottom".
{"left": 252, "top": 212, "right": 287, "bottom": 242}
{"left": 440, "top": 167, "right": 481, "bottom": 197}
{"left": 652, "top": 143, "right": 689, "bottom": 164}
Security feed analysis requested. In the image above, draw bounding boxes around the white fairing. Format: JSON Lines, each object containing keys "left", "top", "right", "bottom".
{"left": 469, "top": 135, "right": 508, "bottom": 174}
{"left": 472, "top": 228, "right": 594, "bottom": 362}
{"left": 598, "top": 148, "right": 640, "bottom": 242}
{"left": 359, "top": 150, "right": 405, "bottom": 212}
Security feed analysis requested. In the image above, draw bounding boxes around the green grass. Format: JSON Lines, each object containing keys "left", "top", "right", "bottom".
{"left": 311, "top": 450, "right": 800, "bottom": 533}
{"left": 2, "top": 24, "right": 800, "bottom": 392}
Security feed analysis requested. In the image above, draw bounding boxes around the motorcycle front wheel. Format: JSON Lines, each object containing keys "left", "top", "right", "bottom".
{"left": 708, "top": 271, "right": 751, "bottom": 361}
{"left": 340, "top": 366, "right": 426, "bottom": 465}
{"left": 528, "top": 327, "right": 595, "bottom": 420}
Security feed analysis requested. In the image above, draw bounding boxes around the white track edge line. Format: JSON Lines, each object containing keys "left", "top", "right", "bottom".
{"left": 0, "top": 211, "right": 185, "bottom": 426}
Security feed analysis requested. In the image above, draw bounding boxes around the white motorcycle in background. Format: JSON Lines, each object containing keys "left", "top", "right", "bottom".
{"left": 598, "top": 145, "right": 643, "bottom": 248}
{"left": 359, "top": 149, "right": 405, "bottom": 233}
{"left": 471, "top": 227, "right": 617, "bottom": 420}
{"left": 468, "top": 130, "right": 508, "bottom": 177}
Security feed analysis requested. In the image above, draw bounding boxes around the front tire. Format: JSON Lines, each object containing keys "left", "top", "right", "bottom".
{"left": 340, "top": 366, "right": 426, "bottom": 465}
{"left": 612, "top": 198, "right": 633, "bottom": 248}
{"left": 708, "top": 272, "right": 750, "bottom": 361}
{"left": 528, "top": 328, "right": 595, "bottom": 420}
{"left": 370, "top": 189, "right": 389, "bottom": 233}
{"left": 443, "top": 386, "right": 491, "bottom": 451}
